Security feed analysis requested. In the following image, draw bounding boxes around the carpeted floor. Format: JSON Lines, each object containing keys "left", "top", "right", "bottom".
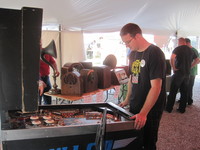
{"left": 157, "top": 76, "right": 200, "bottom": 150}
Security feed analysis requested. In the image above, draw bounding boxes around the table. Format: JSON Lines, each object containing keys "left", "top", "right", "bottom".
{"left": 44, "top": 85, "right": 121, "bottom": 104}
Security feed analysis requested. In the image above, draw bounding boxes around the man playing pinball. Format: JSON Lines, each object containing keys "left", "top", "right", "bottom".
{"left": 119, "top": 23, "right": 166, "bottom": 150}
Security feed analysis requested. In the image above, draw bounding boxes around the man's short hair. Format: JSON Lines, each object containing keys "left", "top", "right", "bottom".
{"left": 185, "top": 38, "right": 191, "bottom": 43}
{"left": 178, "top": 37, "right": 185, "bottom": 42}
{"left": 120, "top": 23, "right": 142, "bottom": 37}
{"left": 178, "top": 37, "right": 186, "bottom": 46}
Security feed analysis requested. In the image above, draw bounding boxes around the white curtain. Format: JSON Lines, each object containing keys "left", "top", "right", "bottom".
{"left": 61, "top": 31, "right": 86, "bottom": 65}
{"left": 41, "top": 30, "right": 86, "bottom": 89}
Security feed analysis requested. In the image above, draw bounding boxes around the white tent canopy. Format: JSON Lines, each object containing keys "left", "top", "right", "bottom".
{"left": 2, "top": 0, "right": 200, "bottom": 88}
{"left": 1, "top": 0, "right": 200, "bottom": 36}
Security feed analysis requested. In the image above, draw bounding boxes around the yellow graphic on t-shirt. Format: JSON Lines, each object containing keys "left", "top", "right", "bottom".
{"left": 131, "top": 60, "right": 141, "bottom": 75}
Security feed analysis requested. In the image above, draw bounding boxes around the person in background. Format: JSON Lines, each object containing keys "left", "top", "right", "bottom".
{"left": 39, "top": 43, "right": 60, "bottom": 105}
{"left": 185, "top": 38, "right": 199, "bottom": 105}
{"left": 166, "top": 38, "right": 199, "bottom": 113}
{"left": 119, "top": 23, "right": 166, "bottom": 150}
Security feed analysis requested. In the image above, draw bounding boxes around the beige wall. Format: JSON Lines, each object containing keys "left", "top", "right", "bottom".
{"left": 61, "top": 31, "right": 86, "bottom": 65}
{"left": 41, "top": 30, "right": 85, "bottom": 89}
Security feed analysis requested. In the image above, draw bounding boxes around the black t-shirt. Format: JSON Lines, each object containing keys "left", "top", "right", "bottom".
{"left": 173, "top": 45, "right": 197, "bottom": 75}
{"left": 128, "top": 44, "right": 166, "bottom": 114}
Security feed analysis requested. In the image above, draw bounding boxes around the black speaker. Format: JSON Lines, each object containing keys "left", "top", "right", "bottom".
{"left": 0, "top": 7, "right": 43, "bottom": 112}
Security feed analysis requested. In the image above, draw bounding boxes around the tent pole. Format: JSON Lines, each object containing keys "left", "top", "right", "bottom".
{"left": 175, "top": 30, "right": 178, "bottom": 47}
{"left": 59, "top": 24, "right": 63, "bottom": 67}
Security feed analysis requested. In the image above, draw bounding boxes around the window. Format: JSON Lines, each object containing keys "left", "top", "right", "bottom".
{"left": 42, "top": 24, "right": 59, "bottom": 31}
{"left": 83, "top": 32, "right": 154, "bottom": 66}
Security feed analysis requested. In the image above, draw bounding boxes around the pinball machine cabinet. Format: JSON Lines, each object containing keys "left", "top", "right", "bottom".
{"left": 0, "top": 7, "right": 43, "bottom": 114}
{"left": 1, "top": 103, "right": 142, "bottom": 150}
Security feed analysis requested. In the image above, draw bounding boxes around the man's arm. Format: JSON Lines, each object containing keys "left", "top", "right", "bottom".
{"left": 170, "top": 53, "right": 177, "bottom": 72}
{"left": 139, "top": 78, "right": 162, "bottom": 116}
{"left": 191, "top": 57, "right": 200, "bottom": 68}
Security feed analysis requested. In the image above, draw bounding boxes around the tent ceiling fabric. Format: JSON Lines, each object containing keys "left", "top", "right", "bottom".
{"left": 1, "top": 0, "right": 200, "bottom": 36}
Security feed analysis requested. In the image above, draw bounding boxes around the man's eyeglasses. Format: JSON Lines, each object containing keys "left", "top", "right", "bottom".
{"left": 123, "top": 38, "right": 133, "bottom": 46}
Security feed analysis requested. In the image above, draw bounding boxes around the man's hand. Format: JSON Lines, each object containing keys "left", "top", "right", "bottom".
{"left": 38, "top": 80, "right": 46, "bottom": 96}
{"left": 54, "top": 71, "right": 60, "bottom": 77}
{"left": 119, "top": 100, "right": 129, "bottom": 108}
{"left": 130, "top": 113, "right": 147, "bottom": 130}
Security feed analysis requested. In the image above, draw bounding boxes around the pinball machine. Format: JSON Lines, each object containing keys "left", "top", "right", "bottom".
{"left": 0, "top": 7, "right": 141, "bottom": 150}
{"left": 2, "top": 103, "right": 141, "bottom": 150}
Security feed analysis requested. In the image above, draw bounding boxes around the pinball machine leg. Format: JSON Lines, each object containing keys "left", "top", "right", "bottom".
{"left": 95, "top": 108, "right": 107, "bottom": 150}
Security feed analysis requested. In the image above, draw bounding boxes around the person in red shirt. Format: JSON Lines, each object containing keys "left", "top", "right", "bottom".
{"left": 39, "top": 52, "right": 60, "bottom": 105}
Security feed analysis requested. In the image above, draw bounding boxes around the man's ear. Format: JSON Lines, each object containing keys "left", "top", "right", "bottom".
{"left": 134, "top": 33, "right": 141, "bottom": 39}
